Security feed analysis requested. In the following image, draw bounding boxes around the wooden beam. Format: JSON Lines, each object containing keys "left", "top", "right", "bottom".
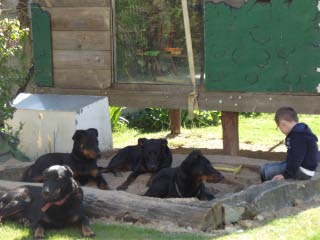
{"left": 170, "top": 109, "right": 181, "bottom": 135}
{"left": 0, "top": 180, "right": 218, "bottom": 231}
{"left": 30, "top": 87, "right": 320, "bottom": 114}
{"left": 221, "top": 112, "right": 239, "bottom": 156}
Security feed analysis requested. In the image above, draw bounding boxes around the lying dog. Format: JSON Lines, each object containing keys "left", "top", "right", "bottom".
{"left": 22, "top": 128, "right": 109, "bottom": 190}
{"left": 0, "top": 165, "right": 95, "bottom": 239}
{"left": 144, "top": 150, "right": 223, "bottom": 200}
{"left": 102, "top": 138, "right": 172, "bottom": 190}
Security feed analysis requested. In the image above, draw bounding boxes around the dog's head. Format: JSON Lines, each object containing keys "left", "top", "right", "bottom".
{"left": 138, "top": 138, "right": 169, "bottom": 172}
{"left": 41, "top": 165, "right": 75, "bottom": 202}
{"left": 72, "top": 128, "right": 101, "bottom": 160}
{"left": 181, "top": 150, "right": 224, "bottom": 183}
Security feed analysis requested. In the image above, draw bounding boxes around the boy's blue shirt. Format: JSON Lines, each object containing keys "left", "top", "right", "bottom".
{"left": 284, "top": 123, "right": 319, "bottom": 179}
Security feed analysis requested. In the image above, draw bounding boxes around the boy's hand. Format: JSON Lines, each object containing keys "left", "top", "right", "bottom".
{"left": 272, "top": 174, "right": 284, "bottom": 180}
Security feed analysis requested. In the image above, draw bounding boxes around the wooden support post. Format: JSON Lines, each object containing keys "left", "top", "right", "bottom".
{"left": 221, "top": 111, "right": 239, "bottom": 156}
{"left": 170, "top": 109, "right": 181, "bottom": 134}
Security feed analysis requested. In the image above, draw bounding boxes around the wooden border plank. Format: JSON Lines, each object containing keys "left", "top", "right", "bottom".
{"left": 29, "top": 87, "right": 320, "bottom": 114}
{"left": 53, "top": 50, "right": 112, "bottom": 70}
{"left": 47, "top": 7, "right": 111, "bottom": 31}
{"left": 52, "top": 31, "right": 111, "bottom": 51}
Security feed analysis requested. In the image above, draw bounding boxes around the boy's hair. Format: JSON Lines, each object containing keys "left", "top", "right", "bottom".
{"left": 274, "top": 107, "right": 299, "bottom": 125}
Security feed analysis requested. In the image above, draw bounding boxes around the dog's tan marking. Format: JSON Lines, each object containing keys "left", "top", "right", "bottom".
{"left": 82, "top": 225, "right": 96, "bottom": 238}
{"left": 34, "top": 226, "right": 45, "bottom": 239}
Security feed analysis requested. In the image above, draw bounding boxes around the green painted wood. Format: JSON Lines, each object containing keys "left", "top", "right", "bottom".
{"left": 31, "top": 3, "right": 53, "bottom": 87}
{"left": 204, "top": 0, "right": 320, "bottom": 93}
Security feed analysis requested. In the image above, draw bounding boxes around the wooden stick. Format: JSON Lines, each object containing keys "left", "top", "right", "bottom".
{"left": 182, "top": 0, "right": 198, "bottom": 119}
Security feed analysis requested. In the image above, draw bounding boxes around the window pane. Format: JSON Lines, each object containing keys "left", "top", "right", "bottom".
{"left": 115, "top": 0, "right": 203, "bottom": 85}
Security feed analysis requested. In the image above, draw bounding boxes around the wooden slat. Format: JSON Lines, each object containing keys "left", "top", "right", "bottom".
{"left": 47, "top": 7, "right": 110, "bottom": 31}
{"left": 52, "top": 31, "right": 111, "bottom": 50}
{"left": 34, "top": 0, "right": 110, "bottom": 7}
{"left": 53, "top": 50, "right": 111, "bottom": 70}
{"left": 29, "top": 87, "right": 320, "bottom": 114}
{"left": 54, "top": 69, "right": 111, "bottom": 89}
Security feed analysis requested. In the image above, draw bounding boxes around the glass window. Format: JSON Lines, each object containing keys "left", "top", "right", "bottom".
{"left": 114, "top": 0, "right": 203, "bottom": 85}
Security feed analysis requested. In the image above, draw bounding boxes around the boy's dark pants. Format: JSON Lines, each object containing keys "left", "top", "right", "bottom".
{"left": 260, "top": 161, "right": 311, "bottom": 182}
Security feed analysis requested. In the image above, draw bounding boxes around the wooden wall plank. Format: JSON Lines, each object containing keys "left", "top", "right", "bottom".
{"left": 34, "top": 0, "right": 110, "bottom": 7}
{"left": 47, "top": 7, "right": 110, "bottom": 31}
{"left": 54, "top": 69, "right": 111, "bottom": 89}
{"left": 53, "top": 50, "right": 111, "bottom": 70}
{"left": 52, "top": 31, "right": 111, "bottom": 50}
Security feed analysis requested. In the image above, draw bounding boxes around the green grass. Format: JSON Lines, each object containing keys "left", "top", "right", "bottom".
{"left": 0, "top": 222, "right": 209, "bottom": 240}
{"left": 2, "top": 207, "right": 320, "bottom": 239}
{"left": 3, "top": 114, "right": 320, "bottom": 239}
{"left": 113, "top": 113, "right": 320, "bottom": 149}
{"left": 218, "top": 206, "right": 320, "bottom": 240}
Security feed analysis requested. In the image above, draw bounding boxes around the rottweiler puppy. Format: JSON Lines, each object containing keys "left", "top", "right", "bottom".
{"left": 0, "top": 165, "right": 95, "bottom": 239}
{"left": 144, "top": 150, "right": 224, "bottom": 200}
{"left": 102, "top": 138, "right": 172, "bottom": 190}
{"left": 22, "top": 128, "right": 109, "bottom": 190}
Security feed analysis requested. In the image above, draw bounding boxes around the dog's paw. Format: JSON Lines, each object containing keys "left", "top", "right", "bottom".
{"left": 98, "top": 182, "right": 110, "bottom": 190}
{"left": 116, "top": 185, "right": 128, "bottom": 191}
{"left": 113, "top": 172, "right": 123, "bottom": 177}
{"left": 82, "top": 225, "right": 96, "bottom": 238}
{"left": 34, "top": 227, "right": 45, "bottom": 240}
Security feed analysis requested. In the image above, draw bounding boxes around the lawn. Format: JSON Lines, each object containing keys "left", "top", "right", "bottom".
{"left": 2, "top": 206, "right": 320, "bottom": 239}
{"left": 113, "top": 113, "right": 320, "bottom": 150}
{"left": 2, "top": 113, "right": 320, "bottom": 239}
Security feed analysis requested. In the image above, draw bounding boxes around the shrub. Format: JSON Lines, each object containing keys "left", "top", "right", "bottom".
{"left": 0, "top": 18, "right": 29, "bottom": 160}
{"left": 125, "top": 108, "right": 221, "bottom": 132}
{"left": 109, "top": 106, "right": 128, "bottom": 132}
{"left": 0, "top": 18, "right": 29, "bottom": 125}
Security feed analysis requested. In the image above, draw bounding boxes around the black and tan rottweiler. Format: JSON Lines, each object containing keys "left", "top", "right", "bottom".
{"left": 102, "top": 138, "right": 172, "bottom": 190}
{"left": 144, "top": 150, "right": 224, "bottom": 200}
{"left": 22, "top": 128, "right": 109, "bottom": 190}
{"left": 0, "top": 165, "right": 95, "bottom": 239}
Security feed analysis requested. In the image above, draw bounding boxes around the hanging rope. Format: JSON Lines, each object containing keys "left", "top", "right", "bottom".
{"left": 181, "top": 0, "right": 199, "bottom": 119}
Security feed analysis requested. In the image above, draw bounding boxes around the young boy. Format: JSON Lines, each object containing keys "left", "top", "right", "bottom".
{"left": 260, "top": 107, "right": 319, "bottom": 182}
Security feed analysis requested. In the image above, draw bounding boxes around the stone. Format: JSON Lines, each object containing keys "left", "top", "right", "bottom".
{"left": 255, "top": 214, "right": 264, "bottom": 221}
{"left": 238, "top": 220, "right": 255, "bottom": 229}
{"left": 223, "top": 204, "right": 245, "bottom": 224}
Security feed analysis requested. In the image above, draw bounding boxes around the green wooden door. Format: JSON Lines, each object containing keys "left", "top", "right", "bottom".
{"left": 31, "top": 3, "right": 53, "bottom": 87}
{"left": 204, "top": 0, "right": 320, "bottom": 93}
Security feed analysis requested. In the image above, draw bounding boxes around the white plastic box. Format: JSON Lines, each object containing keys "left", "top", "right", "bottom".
{"left": 7, "top": 93, "right": 113, "bottom": 160}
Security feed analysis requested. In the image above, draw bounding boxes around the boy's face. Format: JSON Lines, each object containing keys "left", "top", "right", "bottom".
{"left": 277, "top": 120, "right": 296, "bottom": 136}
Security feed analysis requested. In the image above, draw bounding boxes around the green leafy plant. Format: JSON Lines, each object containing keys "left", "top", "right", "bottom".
{"left": 0, "top": 18, "right": 29, "bottom": 161}
{"left": 0, "top": 18, "right": 29, "bottom": 124}
{"left": 109, "top": 106, "right": 128, "bottom": 132}
{"left": 125, "top": 108, "right": 221, "bottom": 132}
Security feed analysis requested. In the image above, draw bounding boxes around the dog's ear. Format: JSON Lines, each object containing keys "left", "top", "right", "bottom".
{"left": 63, "top": 165, "right": 74, "bottom": 177}
{"left": 87, "top": 128, "right": 98, "bottom": 137}
{"left": 182, "top": 150, "right": 201, "bottom": 168}
{"left": 161, "top": 139, "right": 168, "bottom": 147}
{"left": 42, "top": 167, "right": 49, "bottom": 177}
{"left": 72, "top": 130, "right": 86, "bottom": 141}
{"left": 138, "top": 138, "right": 147, "bottom": 146}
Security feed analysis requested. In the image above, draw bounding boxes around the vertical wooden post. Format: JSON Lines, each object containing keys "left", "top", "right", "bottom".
{"left": 170, "top": 109, "right": 181, "bottom": 135}
{"left": 221, "top": 111, "right": 239, "bottom": 156}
